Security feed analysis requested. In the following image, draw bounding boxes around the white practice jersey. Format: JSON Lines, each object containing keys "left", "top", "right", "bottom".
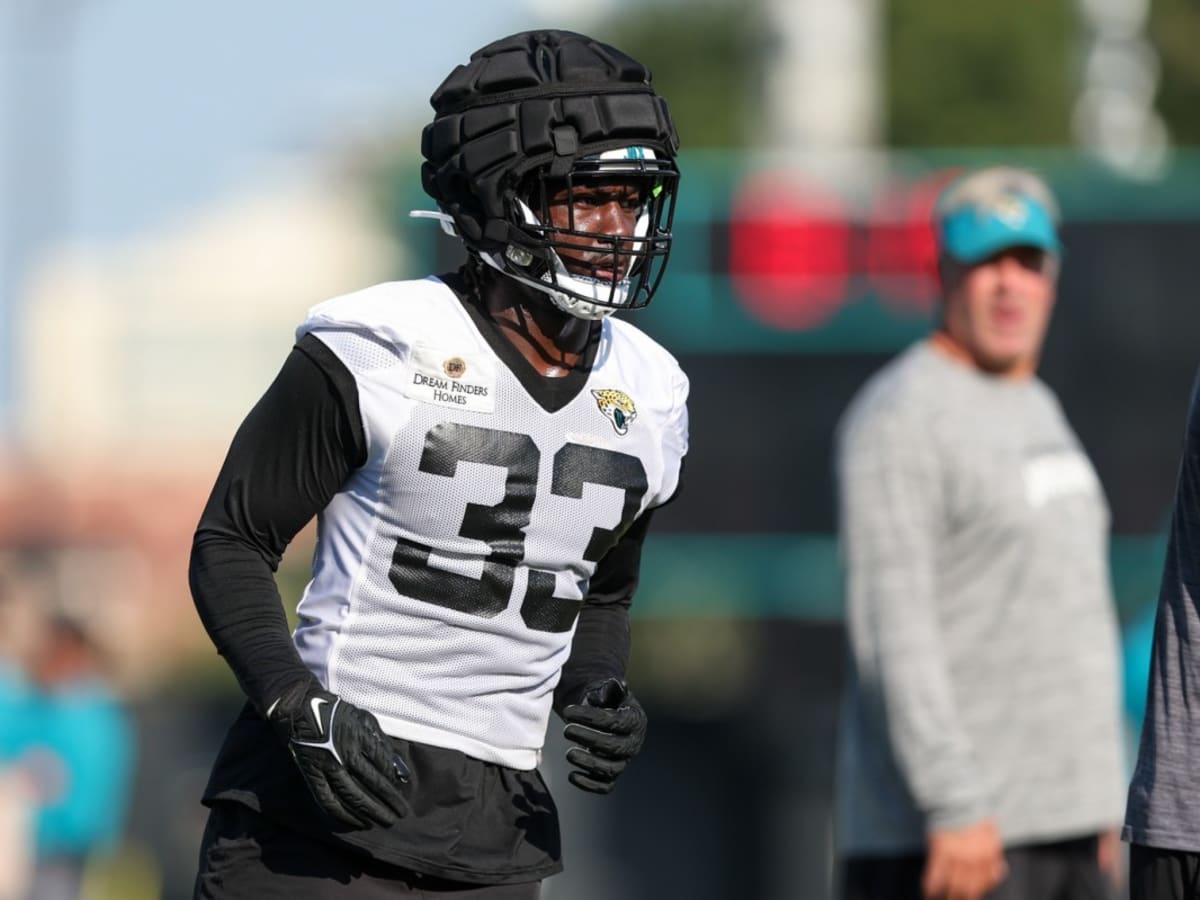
{"left": 291, "top": 277, "right": 688, "bottom": 769}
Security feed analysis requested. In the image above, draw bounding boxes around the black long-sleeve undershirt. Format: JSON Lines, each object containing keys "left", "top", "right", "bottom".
{"left": 552, "top": 509, "right": 652, "bottom": 714}
{"left": 189, "top": 332, "right": 651, "bottom": 722}
{"left": 190, "top": 334, "right": 365, "bottom": 714}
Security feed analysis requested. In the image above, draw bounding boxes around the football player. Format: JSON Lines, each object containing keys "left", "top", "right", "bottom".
{"left": 189, "top": 29, "right": 688, "bottom": 900}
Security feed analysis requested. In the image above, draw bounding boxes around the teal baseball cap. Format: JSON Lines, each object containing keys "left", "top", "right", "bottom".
{"left": 937, "top": 188, "right": 1061, "bottom": 264}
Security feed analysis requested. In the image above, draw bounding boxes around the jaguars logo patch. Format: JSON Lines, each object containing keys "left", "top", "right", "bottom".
{"left": 592, "top": 389, "right": 637, "bottom": 435}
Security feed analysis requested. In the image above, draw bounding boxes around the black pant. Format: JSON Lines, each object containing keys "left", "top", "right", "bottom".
{"left": 194, "top": 802, "right": 541, "bottom": 900}
{"left": 843, "top": 835, "right": 1112, "bottom": 900}
{"left": 1129, "top": 844, "right": 1200, "bottom": 900}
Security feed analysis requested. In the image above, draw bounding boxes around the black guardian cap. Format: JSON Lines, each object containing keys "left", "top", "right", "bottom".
{"left": 420, "top": 30, "right": 680, "bottom": 319}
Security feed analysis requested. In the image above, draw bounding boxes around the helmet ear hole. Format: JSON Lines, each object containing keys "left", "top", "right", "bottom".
{"left": 454, "top": 207, "right": 483, "bottom": 243}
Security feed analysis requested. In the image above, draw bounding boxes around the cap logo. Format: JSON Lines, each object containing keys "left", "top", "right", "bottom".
{"left": 990, "top": 194, "right": 1029, "bottom": 228}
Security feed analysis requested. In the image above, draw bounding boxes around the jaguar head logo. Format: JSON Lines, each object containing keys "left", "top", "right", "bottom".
{"left": 991, "top": 194, "right": 1029, "bottom": 228}
{"left": 591, "top": 389, "right": 637, "bottom": 435}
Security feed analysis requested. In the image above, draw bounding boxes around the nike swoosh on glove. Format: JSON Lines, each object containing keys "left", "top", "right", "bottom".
{"left": 267, "top": 681, "right": 411, "bottom": 829}
{"left": 560, "top": 677, "right": 647, "bottom": 795}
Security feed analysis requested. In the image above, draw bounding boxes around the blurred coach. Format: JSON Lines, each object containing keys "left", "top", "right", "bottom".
{"left": 834, "top": 167, "right": 1125, "bottom": 900}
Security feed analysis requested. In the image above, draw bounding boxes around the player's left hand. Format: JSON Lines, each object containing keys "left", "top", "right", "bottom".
{"left": 560, "top": 677, "right": 647, "bottom": 795}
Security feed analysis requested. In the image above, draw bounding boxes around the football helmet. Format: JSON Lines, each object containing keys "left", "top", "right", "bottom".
{"left": 419, "top": 30, "right": 680, "bottom": 320}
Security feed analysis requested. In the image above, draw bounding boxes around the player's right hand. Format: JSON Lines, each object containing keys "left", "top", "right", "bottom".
{"left": 922, "top": 819, "right": 1007, "bottom": 900}
{"left": 267, "top": 681, "right": 411, "bottom": 829}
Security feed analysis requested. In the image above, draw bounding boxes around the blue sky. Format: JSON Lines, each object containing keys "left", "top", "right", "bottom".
{"left": 3, "top": 0, "right": 604, "bottom": 243}
{"left": 0, "top": 0, "right": 612, "bottom": 426}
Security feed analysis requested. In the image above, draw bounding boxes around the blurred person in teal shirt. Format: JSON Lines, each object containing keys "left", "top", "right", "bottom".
{"left": 0, "top": 610, "right": 135, "bottom": 900}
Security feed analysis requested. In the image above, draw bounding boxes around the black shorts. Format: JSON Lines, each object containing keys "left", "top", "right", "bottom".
{"left": 194, "top": 800, "right": 541, "bottom": 900}
{"left": 1129, "top": 843, "right": 1200, "bottom": 900}
{"left": 203, "top": 703, "right": 561, "bottom": 885}
{"left": 842, "top": 835, "right": 1112, "bottom": 900}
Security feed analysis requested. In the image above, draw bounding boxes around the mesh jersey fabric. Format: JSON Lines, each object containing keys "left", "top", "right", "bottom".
{"left": 291, "top": 276, "right": 688, "bottom": 769}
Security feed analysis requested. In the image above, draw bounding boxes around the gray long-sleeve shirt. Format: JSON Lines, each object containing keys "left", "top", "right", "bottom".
{"left": 836, "top": 341, "right": 1125, "bottom": 855}
{"left": 1125, "top": 369, "right": 1200, "bottom": 851}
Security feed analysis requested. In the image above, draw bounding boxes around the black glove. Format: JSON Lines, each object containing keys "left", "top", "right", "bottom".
{"left": 560, "top": 677, "right": 647, "bottom": 795}
{"left": 267, "top": 681, "right": 411, "bottom": 829}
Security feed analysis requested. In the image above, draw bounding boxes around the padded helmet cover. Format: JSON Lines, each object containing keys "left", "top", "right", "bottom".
{"left": 420, "top": 30, "right": 680, "bottom": 255}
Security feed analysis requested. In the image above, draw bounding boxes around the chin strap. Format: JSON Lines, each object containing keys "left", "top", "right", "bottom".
{"left": 477, "top": 250, "right": 618, "bottom": 321}
{"left": 408, "top": 209, "right": 460, "bottom": 238}
{"left": 410, "top": 207, "right": 628, "bottom": 321}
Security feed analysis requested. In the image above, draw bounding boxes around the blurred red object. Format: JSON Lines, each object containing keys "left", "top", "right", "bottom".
{"left": 863, "top": 169, "right": 961, "bottom": 315}
{"left": 728, "top": 172, "right": 852, "bottom": 331}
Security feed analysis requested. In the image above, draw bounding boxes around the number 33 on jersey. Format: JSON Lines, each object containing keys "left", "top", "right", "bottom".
{"left": 290, "top": 276, "right": 689, "bottom": 770}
